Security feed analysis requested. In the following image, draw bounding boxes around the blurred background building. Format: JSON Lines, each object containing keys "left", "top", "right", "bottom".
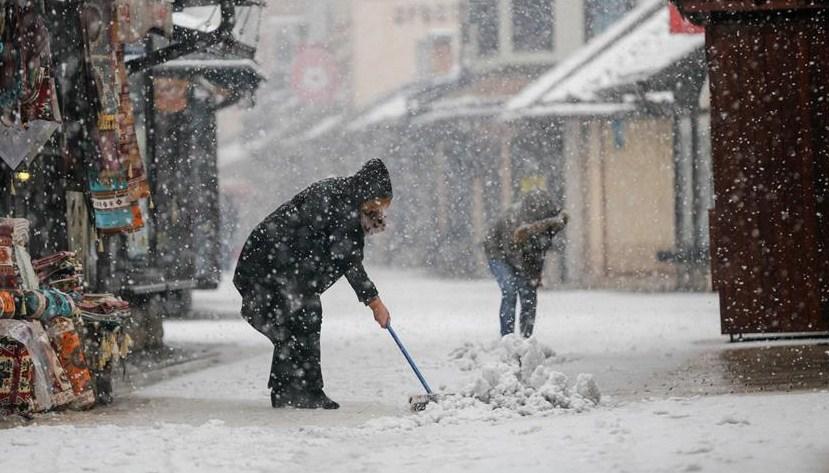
{"left": 218, "top": 0, "right": 711, "bottom": 293}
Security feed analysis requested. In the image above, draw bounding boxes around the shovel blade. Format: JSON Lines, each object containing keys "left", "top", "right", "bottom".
{"left": 409, "top": 393, "right": 442, "bottom": 412}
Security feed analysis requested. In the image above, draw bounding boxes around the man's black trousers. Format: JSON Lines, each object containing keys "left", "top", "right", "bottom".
{"left": 241, "top": 288, "right": 324, "bottom": 394}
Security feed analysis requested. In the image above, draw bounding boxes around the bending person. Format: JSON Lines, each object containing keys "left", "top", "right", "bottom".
{"left": 483, "top": 189, "right": 567, "bottom": 338}
{"left": 233, "top": 159, "right": 393, "bottom": 409}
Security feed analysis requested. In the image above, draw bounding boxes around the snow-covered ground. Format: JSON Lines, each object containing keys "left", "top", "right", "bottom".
{"left": 3, "top": 269, "right": 828, "bottom": 472}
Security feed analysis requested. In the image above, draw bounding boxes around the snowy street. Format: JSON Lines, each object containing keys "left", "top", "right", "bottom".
{"left": 3, "top": 269, "right": 828, "bottom": 473}
{"left": 5, "top": 0, "right": 829, "bottom": 472}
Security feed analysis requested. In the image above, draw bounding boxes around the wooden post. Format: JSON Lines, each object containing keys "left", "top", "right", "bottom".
{"left": 672, "top": 1, "right": 829, "bottom": 334}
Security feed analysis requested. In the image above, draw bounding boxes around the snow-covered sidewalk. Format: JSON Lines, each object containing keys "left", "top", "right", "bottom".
{"left": 3, "top": 269, "right": 828, "bottom": 473}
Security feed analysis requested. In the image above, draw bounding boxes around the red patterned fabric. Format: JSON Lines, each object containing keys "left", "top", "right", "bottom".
{"left": 0, "top": 337, "right": 34, "bottom": 416}
{"left": 47, "top": 318, "right": 95, "bottom": 409}
{"left": 0, "top": 291, "right": 15, "bottom": 318}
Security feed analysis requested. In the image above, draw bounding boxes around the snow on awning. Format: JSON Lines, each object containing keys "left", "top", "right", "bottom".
{"left": 173, "top": 9, "right": 220, "bottom": 33}
{"left": 347, "top": 72, "right": 463, "bottom": 132}
{"left": 348, "top": 95, "right": 409, "bottom": 131}
{"left": 155, "top": 58, "right": 264, "bottom": 106}
{"left": 412, "top": 96, "right": 505, "bottom": 126}
{"left": 506, "top": 0, "right": 704, "bottom": 116}
{"left": 157, "top": 58, "right": 260, "bottom": 70}
{"left": 514, "top": 102, "right": 637, "bottom": 119}
{"left": 285, "top": 114, "right": 344, "bottom": 145}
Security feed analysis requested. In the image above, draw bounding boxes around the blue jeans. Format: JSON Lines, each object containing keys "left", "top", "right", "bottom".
{"left": 488, "top": 259, "right": 538, "bottom": 337}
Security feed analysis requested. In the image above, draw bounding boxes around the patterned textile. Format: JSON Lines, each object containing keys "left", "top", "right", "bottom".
{"left": 22, "top": 290, "right": 46, "bottom": 320}
{"left": 0, "top": 266, "right": 17, "bottom": 290}
{"left": 13, "top": 245, "right": 38, "bottom": 290}
{"left": 32, "top": 250, "right": 75, "bottom": 279}
{"left": 20, "top": 289, "right": 76, "bottom": 322}
{"left": 114, "top": 40, "right": 149, "bottom": 202}
{"left": 115, "top": 0, "right": 172, "bottom": 43}
{"left": 0, "top": 245, "right": 15, "bottom": 290}
{"left": 82, "top": 0, "right": 149, "bottom": 235}
{"left": 42, "top": 289, "right": 77, "bottom": 321}
{"left": 0, "top": 337, "right": 34, "bottom": 416}
{"left": 29, "top": 320, "right": 74, "bottom": 409}
{"left": 0, "top": 320, "right": 74, "bottom": 411}
{"left": 0, "top": 1, "right": 22, "bottom": 112}
{"left": 0, "top": 218, "right": 29, "bottom": 246}
{"left": 32, "top": 251, "right": 84, "bottom": 292}
{"left": 46, "top": 317, "right": 94, "bottom": 409}
{"left": 16, "top": 3, "right": 60, "bottom": 124}
{"left": 0, "top": 245, "right": 13, "bottom": 266}
{"left": 83, "top": 0, "right": 119, "bottom": 174}
{"left": 77, "top": 293, "right": 130, "bottom": 320}
{"left": 89, "top": 175, "right": 137, "bottom": 234}
{"left": 81, "top": 321, "right": 131, "bottom": 372}
{"left": 0, "top": 219, "right": 34, "bottom": 291}
{"left": 0, "top": 290, "right": 15, "bottom": 318}
{"left": 76, "top": 293, "right": 132, "bottom": 390}
{"left": 20, "top": 68, "right": 60, "bottom": 123}
{"left": 0, "top": 1, "right": 61, "bottom": 124}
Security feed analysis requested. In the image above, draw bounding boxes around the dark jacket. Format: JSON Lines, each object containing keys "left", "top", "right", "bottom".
{"left": 483, "top": 190, "right": 565, "bottom": 282}
{"left": 233, "top": 159, "right": 393, "bottom": 304}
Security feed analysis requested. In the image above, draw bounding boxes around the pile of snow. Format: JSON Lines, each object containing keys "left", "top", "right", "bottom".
{"left": 364, "top": 336, "right": 600, "bottom": 430}
{"left": 452, "top": 335, "right": 600, "bottom": 412}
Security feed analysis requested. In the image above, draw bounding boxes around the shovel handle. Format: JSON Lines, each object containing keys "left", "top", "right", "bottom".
{"left": 387, "top": 323, "right": 433, "bottom": 394}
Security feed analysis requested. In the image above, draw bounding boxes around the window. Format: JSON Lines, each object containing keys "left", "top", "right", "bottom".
{"left": 584, "top": 0, "right": 635, "bottom": 39}
{"left": 512, "top": 0, "right": 554, "bottom": 52}
{"left": 417, "top": 34, "right": 455, "bottom": 79}
{"left": 469, "top": 0, "right": 499, "bottom": 57}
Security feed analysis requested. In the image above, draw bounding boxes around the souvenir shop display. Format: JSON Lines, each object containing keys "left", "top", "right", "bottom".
{"left": 0, "top": 220, "right": 132, "bottom": 417}
{"left": 83, "top": 0, "right": 150, "bottom": 236}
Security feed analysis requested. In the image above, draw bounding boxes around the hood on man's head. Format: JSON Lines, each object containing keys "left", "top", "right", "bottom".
{"left": 351, "top": 158, "right": 393, "bottom": 203}
{"left": 519, "top": 189, "right": 558, "bottom": 222}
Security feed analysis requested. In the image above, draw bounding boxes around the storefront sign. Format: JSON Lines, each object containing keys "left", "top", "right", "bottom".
{"left": 393, "top": 1, "right": 459, "bottom": 26}
{"left": 669, "top": 4, "right": 704, "bottom": 34}
{"left": 291, "top": 46, "right": 339, "bottom": 104}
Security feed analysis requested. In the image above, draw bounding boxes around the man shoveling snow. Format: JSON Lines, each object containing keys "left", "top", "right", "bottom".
{"left": 233, "top": 159, "right": 393, "bottom": 409}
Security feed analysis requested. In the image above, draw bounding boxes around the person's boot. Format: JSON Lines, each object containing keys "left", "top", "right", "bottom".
{"left": 290, "top": 389, "right": 340, "bottom": 409}
{"left": 271, "top": 388, "right": 339, "bottom": 409}
{"left": 308, "top": 390, "right": 340, "bottom": 410}
{"left": 271, "top": 390, "right": 290, "bottom": 408}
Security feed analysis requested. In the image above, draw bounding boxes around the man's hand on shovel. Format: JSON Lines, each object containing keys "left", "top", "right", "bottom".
{"left": 368, "top": 296, "right": 390, "bottom": 328}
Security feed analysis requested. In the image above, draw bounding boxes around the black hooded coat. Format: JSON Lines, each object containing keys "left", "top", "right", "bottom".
{"left": 233, "top": 159, "right": 393, "bottom": 313}
{"left": 232, "top": 159, "right": 392, "bottom": 395}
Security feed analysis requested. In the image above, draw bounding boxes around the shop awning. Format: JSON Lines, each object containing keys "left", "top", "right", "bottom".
{"left": 347, "top": 73, "right": 463, "bottom": 131}
{"left": 348, "top": 95, "right": 409, "bottom": 131}
{"left": 506, "top": 0, "right": 704, "bottom": 117}
{"left": 288, "top": 114, "right": 345, "bottom": 144}
{"left": 156, "top": 58, "right": 263, "bottom": 89}
{"left": 411, "top": 95, "right": 505, "bottom": 126}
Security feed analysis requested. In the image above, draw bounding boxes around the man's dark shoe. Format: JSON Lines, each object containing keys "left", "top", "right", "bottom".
{"left": 271, "top": 389, "right": 339, "bottom": 409}
{"left": 271, "top": 390, "right": 290, "bottom": 408}
{"left": 307, "top": 390, "right": 340, "bottom": 410}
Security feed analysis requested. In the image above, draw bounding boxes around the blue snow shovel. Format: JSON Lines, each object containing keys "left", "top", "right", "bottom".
{"left": 386, "top": 323, "right": 441, "bottom": 411}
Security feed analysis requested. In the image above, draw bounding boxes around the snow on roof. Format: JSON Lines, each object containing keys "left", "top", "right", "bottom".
{"left": 156, "top": 58, "right": 262, "bottom": 72}
{"left": 173, "top": 8, "right": 220, "bottom": 33}
{"left": 297, "top": 114, "right": 344, "bottom": 142}
{"left": 348, "top": 94, "right": 409, "bottom": 131}
{"left": 507, "top": 0, "right": 703, "bottom": 112}
{"left": 413, "top": 95, "right": 505, "bottom": 125}
{"left": 506, "top": 0, "right": 663, "bottom": 111}
{"left": 512, "top": 102, "right": 637, "bottom": 119}
{"left": 541, "top": 9, "right": 703, "bottom": 103}
{"left": 348, "top": 72, "right": 462, "bottom": 131}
